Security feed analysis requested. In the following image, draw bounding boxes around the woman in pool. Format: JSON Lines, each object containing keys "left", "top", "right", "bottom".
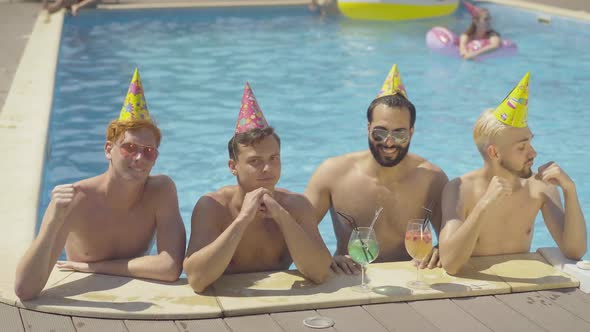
{"left": 460, "top": 1, "right": 502, "bottom": 60}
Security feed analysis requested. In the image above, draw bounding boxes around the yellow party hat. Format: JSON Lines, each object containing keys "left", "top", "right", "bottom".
{"left": 376, "top": 64, "right": 408, "bottom": 99}
{"left": 119, "top": 68, "right": 151, "bottom": 122}
{"left": 493, "top": 72, "right": 530, "bottom": 128}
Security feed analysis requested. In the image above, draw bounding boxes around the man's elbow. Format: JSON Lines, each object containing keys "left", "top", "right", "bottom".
{"left": 163, "top": 261, "right": 183, "bottom": 282}
{"left": 562, "top": 245, "right": 587, "bottom": 261}
{"left": 440, "top": 252, "right": 463, "bottom": 275}
{"left": 14, "top": 282, "right": 39, "bottom": 301}
{"left": 308, "top": 267, "right": 331, "bottom": 284}
{"left": 186, "top": 273, "right": 211, "bottom": 293}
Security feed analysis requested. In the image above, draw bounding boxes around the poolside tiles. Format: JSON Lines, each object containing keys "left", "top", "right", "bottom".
{"left": 214, "top": 253, "right": 576, "bottom": 316}
{"left": 469, "top": 253, "right": 579, "bottom": 292}
{"left": 213, "top": 270, "right": 371, "bottom": 316}
{"left": 366, "top": 260, "right": 510, "bottom": 304}
{"left": 17, "top": 270, "right": 221, "bottom": 320}
{"left": 213, "top": 262, "right": 510, "bottom": 316}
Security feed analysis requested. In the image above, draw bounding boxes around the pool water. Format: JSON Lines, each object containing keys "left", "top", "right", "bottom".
{"left": 41, "top": 4, "right": 590, "bottom": 260}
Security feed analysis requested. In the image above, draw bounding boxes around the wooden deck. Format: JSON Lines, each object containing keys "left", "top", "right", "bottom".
{"left": 3, "top": 288, "right": 590, "bottom": 332}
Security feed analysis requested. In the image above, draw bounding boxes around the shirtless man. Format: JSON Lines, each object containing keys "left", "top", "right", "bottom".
{"left": 183, "top": 83, "right": 331, "bottom": 293}
{"left": 14, "top": 69, "right": 186, "bottom": 300}
{"left": 439, "top": 72, "right": 587, "bottom": 274}
{"left": 305, "top": 65, "right": 448, "bottom": 274}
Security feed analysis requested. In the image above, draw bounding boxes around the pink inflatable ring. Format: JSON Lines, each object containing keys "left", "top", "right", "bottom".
{"left": 426, "top": 26, "right": 517, "bottom": 60}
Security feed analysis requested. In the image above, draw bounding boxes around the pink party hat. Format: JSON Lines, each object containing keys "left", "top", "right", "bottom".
{"left": 463, "top": 0, "right": 483, "bottom": 17}
{"left": 235, "top": 82, "right": 269, "bottom": 134}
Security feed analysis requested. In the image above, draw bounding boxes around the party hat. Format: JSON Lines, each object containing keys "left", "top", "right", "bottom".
{"left": 376, "top": 64, "right": 408, "bottom": 99}
{"left": 463, "top": 0, "right": 483, "bottom": 17}
{"left": 493, "top": 72, "right": 530, "bottom": 128}
{"left": 119, "top": 68, "right": 151, "bottom": 122}
{"left": 235, "top": 82, "right": 269, "bottom": 134}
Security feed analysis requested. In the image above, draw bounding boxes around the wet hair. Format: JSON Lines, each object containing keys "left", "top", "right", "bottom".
{"left": 473, "top": 108, "right": 509, "bottom": 157}
{"left": 464, "top": 8, "right": 490, "bottom": 38}
{"left": 228, "top": 127, "right": 281, "bottom": 160}
{"left": 366, "top": 93, "right": 416, "bottom": 128}
{"left": 106, "top": 119, "right": 162, "bottom": 147}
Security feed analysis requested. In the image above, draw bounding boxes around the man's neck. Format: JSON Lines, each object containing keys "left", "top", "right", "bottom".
{"left": 101, "top": 171, "right": 147, "bottom": 210}
{"left": 364, "top": 151, "right": 411, "bottom": 184}
{"left": 483, "top": 163, "right": 524, "bottom": 189}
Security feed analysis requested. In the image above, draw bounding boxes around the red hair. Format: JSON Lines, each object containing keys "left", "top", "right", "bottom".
{"left": 106, "top": 119, "right": 162, "bottom": 147}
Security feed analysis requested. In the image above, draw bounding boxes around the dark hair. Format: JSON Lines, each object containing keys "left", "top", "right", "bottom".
{"left": 366, "top": 94, "right": 416, "bottom": 128}
{"left": 228, "top": 127, "right": 281, "bottom": 160}
{"left": 464, "top": 8, "right": 490, "bottom": 38}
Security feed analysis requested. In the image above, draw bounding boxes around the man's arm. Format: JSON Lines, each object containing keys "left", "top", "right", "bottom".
{"left": 14, "top": 184, "right": 77, "bottom": 300}
{"left": 420, "top": 169, "right": 449, "bottom": 269}
{"left": 183, "top": 188, "right": 266, "bottom": 292}
{"left": 56, "top": 177, "right": 186, "bottom": 282}
{"left": 439, "top": 176, "right": 511, "bottom": 274}
{"left": 538, "top": 162, "right": 587, "bottom": 260}
{"left": 304, "top": 159, "right": 335, "bottom": 225}
{"left": 264, "top": 194, "right": 331, "bottom": 283}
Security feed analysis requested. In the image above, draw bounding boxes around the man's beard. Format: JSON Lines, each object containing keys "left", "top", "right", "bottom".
{"left": 368, "top": 138, "right": 410, "bottom": 167}
{"left": 500, "top": 158, "right": 534, "bottom": 179}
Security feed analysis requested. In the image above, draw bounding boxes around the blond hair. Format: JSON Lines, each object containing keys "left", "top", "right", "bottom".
{"left": 473, "top": 109, "right": 509, "bottom": 156}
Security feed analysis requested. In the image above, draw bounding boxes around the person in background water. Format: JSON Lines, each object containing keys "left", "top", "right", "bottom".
{"left": 14, "top": 69, "right": 186, "bottom": 300}
{"left": 183, "top": 83, "right": 331, "bottom": 293}
{"left": 43, "top": 0, "right": 98, "bottom": 16}
{"left": 460, "top": 1, "right": 502, "bottom": 60}
{"left": 308, "top": 0, "right": 339, "bottom": 16}
{"left": 439, "top": 72, "right": 587, "bottom": 274}
{"left": 305, "top": 64, "right": 448, "bottom": 275}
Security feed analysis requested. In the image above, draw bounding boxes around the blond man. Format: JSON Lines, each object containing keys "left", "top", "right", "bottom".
{"left": 439, "top": 72, "right": 587, "bottom": 274}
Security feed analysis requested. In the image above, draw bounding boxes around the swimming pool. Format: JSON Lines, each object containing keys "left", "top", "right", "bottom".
{"left": 41, "top": 4, "right": 590, "bottom": 260}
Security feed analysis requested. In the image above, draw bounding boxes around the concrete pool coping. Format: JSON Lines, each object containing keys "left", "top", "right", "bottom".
{"left": 0, "top": 0, "right": 589, "bottom": 320}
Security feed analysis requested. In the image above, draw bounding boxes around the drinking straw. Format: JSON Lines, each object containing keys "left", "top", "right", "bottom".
{"left": 337, "top": 211, "right": 373, "bottom": 262}
{"left": 368, "top": 207, "right": 384, "bottom": 233}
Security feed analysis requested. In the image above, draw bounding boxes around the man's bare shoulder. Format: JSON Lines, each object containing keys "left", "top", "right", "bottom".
{"left": 413, "top": 154, "right": 446, "bottom": 174}
{"left": 446, "top": 170, "right": 482, "bottom": 193}
{"left": 274, "top": 188, "right": 310, "bottom": 207}
{"left": 197, "top": 186, "right": 237, "bottom": 211}
{"left": 526, "top": 175, "right": 557, "bottom": 197}
{"left": 145, "top": 174, "right": 177, "bottom": 192}
{"left": 408, "top": 154, "right": 448, "bottom": 185}
{"left": 317, "top": 151, "right": 365, "bottom": 174}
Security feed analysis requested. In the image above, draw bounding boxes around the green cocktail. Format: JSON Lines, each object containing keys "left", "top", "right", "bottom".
{"left": 348, "top": 239, "right": 379, "bottom": 266}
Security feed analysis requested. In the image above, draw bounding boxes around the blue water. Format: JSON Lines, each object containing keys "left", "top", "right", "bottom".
{"left": 41, "top": 4, "right": 590, "bottom": 260}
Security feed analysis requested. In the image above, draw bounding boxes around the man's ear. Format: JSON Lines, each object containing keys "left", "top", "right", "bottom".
{"left": 105, "top": 141, "right": 113, "bottom": 160}
{"left": 487, "top": 144, "right": 500, "bottom": 161}
{"left": 228, "top": 158, "right": 238, "bottom": 176}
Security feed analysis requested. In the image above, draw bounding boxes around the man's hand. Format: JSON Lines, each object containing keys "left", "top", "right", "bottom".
{"left": 331, "top": 255, "right": 361, "bottom": 275}
{"left": 48, "top": 184, "right": 78, "bottom": 223}
{"left": 237, "top": 187, "right": 271, "bottom": 224}
{"left": 480, "top": 176, "right": 512, "bottom": 209}
{"left": 418, "top": 246, "right": 441, "bottom": 269}
{"left": 536, "top": 161, "right": 575, "bottom": 192}
{"left": 56, "top": 261, "right": 92, "bottom": 273}
{"left": 261, "top": 193, "right": 288, "bottom": 220}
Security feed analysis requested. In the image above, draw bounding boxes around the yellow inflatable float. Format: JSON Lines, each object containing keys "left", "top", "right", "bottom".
{"left": 338, "top": 0, "right": 459, "bottom": 21}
